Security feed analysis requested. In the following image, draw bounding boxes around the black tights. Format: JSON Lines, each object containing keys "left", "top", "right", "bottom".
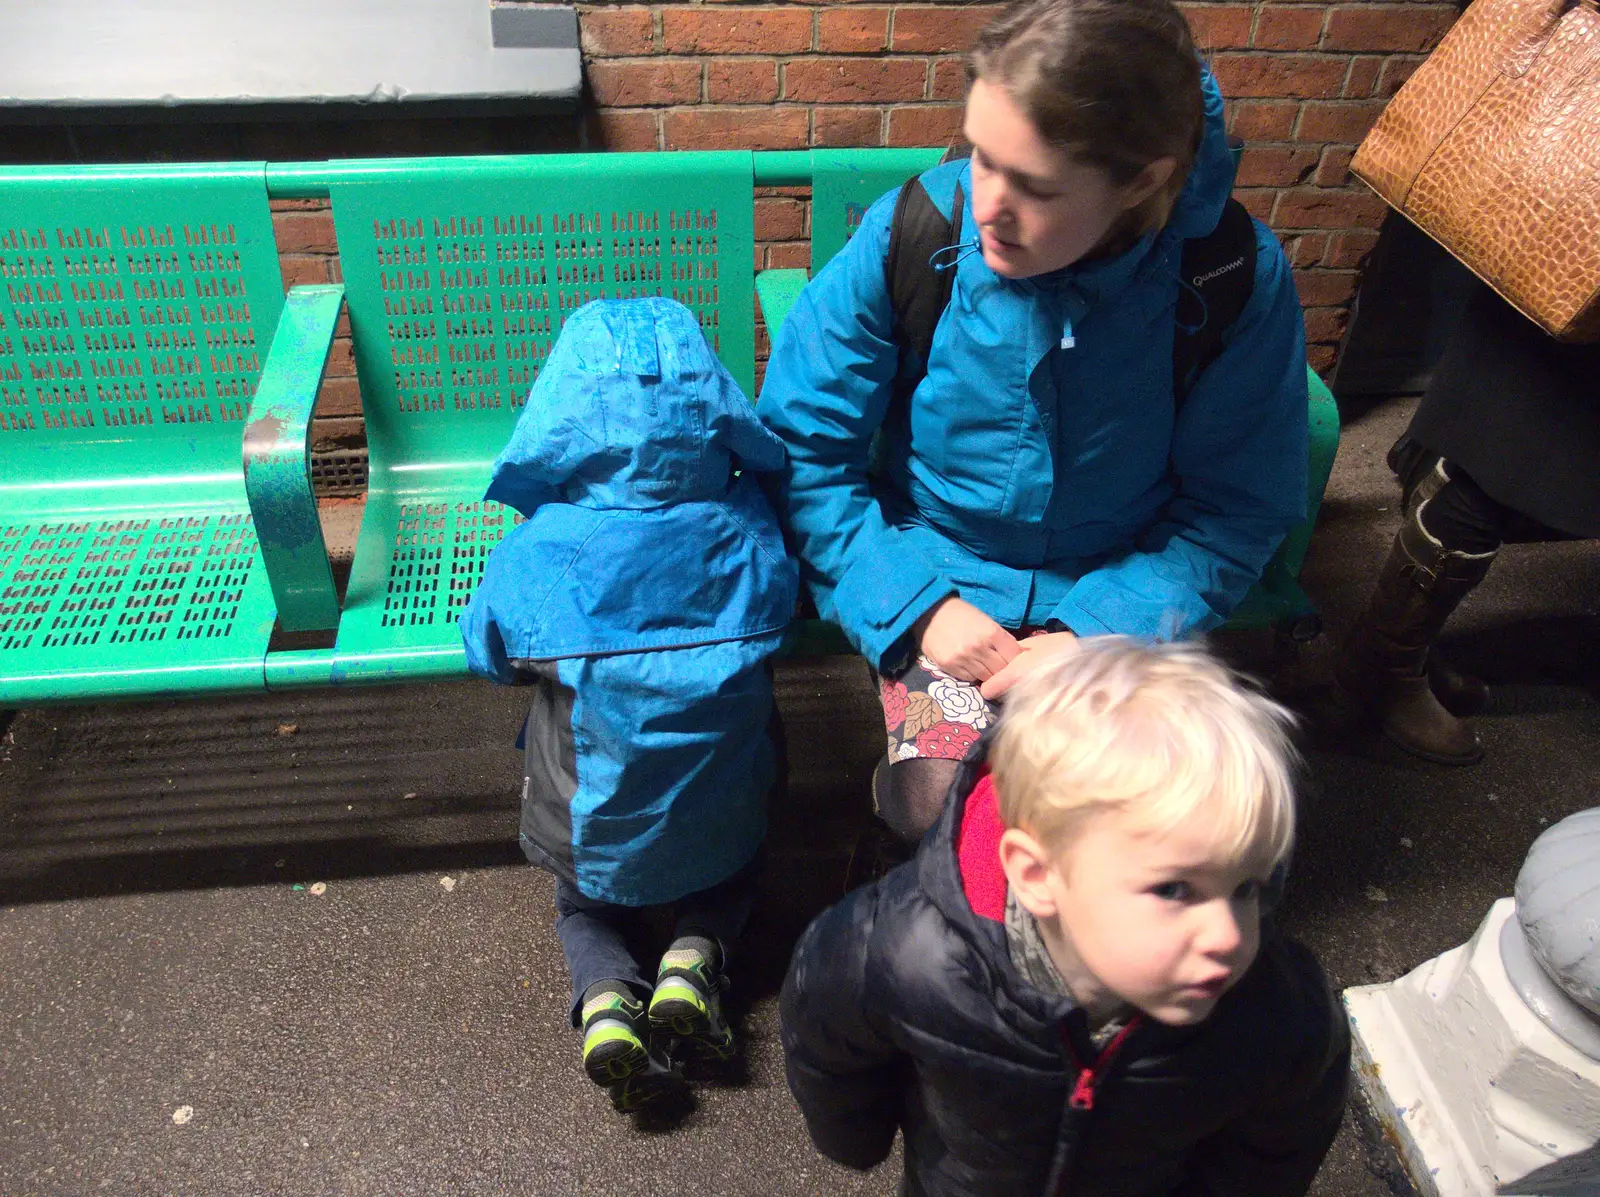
{"left": 1392, "top": 441, "right": 1565, "bottom": 555}
{"left": 873, "top": 755, "right": 962, "bottom": 844}
{"left": 1414, "top": 463, "right": 1510, "bottom": 555}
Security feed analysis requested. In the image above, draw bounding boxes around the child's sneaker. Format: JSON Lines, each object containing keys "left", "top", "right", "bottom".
{"left": 581, "top": 986, "right": 686, "bottom": 1111}
{"left": 648, "top": 943, "right": 736, "bottom": 1062}
{"left": 581, "top": 986, "right": 650, "bottom": 1086}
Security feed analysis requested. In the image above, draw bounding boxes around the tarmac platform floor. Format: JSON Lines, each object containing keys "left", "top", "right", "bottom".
{"left": 3, "top": 394, "right": 1597, "bottom": 1196}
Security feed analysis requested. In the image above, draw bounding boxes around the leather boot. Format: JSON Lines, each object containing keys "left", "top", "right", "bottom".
{"left": 1398, "top": 457, "right": 1494, "bottom": 720}
{"left": 1336, "top": 512, "right": 1496, "bottom": 765}
{"left": 1429, "top": 654, "right": 1492, "bottom": 716}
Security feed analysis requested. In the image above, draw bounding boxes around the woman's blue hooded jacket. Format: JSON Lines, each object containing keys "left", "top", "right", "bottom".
{"left": 460, "top": 298, "right": 798, "bottom": 905}
{"left": 757, "top": 69, "right": 1309, "bottom": 670}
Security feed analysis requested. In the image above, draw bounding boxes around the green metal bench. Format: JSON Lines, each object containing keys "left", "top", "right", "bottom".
{"left": 0, "top": 163, "right": 289, "bottom": 703}
{"left": 751, "top": 148, "right": 1341, "bottom": 649}
{"left": 0, "top": 152, "right": 757, "bottom": 704}
{"left": 0, "top": 148, "right": 1337, "bottom": 706}
{"left": 260, "top": 153, "right": 756, "bottom": 691}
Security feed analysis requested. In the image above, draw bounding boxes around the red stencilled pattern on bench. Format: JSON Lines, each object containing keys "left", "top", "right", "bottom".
{"left": 380, "top": 500, "right": 522, "bottom": 630}
{"left": 0, "top": 514, "right": 258, "bottom": 654}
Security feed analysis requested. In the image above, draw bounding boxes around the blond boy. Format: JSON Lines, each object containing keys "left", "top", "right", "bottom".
{"left": 780, "top": 637, "right": 1349, "bottom": 1197}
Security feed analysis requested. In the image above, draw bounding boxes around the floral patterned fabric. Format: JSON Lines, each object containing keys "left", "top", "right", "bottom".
{"left": 878, "top": 654, "right": 994, "bottom": 763}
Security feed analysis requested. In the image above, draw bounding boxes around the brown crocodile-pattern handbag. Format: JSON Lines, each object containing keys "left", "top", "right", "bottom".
{"left": 1352, "top": 0, "right": 1600, "bottom": 342}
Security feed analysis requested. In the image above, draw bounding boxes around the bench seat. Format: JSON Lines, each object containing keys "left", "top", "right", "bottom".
{"left": 0, "top": 164, "right": 289, "bottom": 702}
{"left": 0, "top": 147, "right": 1339, "bottom": 705}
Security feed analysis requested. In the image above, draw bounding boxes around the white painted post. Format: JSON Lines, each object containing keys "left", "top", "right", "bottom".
{"left": 1342, "top": 810, "right": 1600, "bottom": 1197}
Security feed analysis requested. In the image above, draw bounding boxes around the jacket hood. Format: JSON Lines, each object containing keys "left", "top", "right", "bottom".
{"left": 1167, "top": 64, "right": 1236, "bottom": 242}
{"left": 485, "top": 297, "right": 787, "bottom": 517}
{"left": 914, "top": 743, "right": 1085, "bottom": 1031}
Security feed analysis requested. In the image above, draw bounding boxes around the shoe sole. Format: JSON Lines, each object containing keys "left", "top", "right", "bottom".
{"left": 1334, "top": 678, "right": 1485, "bottom": 766}
{"left": 649, "top": 995, "right": 736, "bottom": 1062}
{"left": 609, "top": 1065, "right": 688, "bottom": 1113}
{"left": 583, "top": 1036, "right": 649, "bottom": 1087}
{"left": 1381, "top": 724, "right": 1484, "bottom": 766}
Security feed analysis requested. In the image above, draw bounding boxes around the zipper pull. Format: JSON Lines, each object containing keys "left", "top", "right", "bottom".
{"left": 1061, "top": 1013, "right": 1140, "bottom": 1115}
{"left": 1069, "top": 1066, "right": 1096, "bottom": 1110}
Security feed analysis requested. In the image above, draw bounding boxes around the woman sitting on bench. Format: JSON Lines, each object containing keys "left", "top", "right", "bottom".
{"left": 757, "top": 0, "right": 1311, "bottom": 842}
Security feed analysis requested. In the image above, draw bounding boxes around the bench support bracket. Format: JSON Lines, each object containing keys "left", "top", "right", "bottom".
{"left": 244, "top": 285, "right": 345, "bottom": 634}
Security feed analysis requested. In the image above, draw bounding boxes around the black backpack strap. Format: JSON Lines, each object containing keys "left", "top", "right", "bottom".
{"left": 886, "top": 151, "right": 970, "bottom": 408}
{"left": 1173, "top": 197, "right": 1257, "bottom": 404}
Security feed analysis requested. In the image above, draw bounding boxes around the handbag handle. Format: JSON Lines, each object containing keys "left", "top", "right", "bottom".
{"left": 1501, "top": 0, "right": 1597, "bottom": 77}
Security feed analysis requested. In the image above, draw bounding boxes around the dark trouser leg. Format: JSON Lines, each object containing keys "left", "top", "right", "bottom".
{"left": 671, "top": 854, "right": 762, "bottom": 969}
{"left": 1403, "top": 455, "right": 1509, "bottom": 555}
{"left": 554, "top": 879, "right": 651, "bottom": 1026}
{"left": 1337, "top": 458, "right": 1502, "bottom": 764}
{"left": 1405, "top": 456, "right": 1519, "bottom": 715}
{"left": 876, "top": 756, "right": 962, "bottom": 845}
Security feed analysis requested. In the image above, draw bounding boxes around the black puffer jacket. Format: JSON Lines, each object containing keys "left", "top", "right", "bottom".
{"left": 779, "top": 758, "right": 1350, "bottom": 1197}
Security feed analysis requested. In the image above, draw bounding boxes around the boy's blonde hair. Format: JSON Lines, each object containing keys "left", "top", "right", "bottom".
{"left": 991, "top": 637, "right": 1297, "bottom": 867}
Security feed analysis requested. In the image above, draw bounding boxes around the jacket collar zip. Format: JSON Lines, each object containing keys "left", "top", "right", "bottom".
{"left": 1062, "top": 1014, "right": 1143, "bottom": 1111}
{"left": 1041, "top": 1013, "right": 1145, "bottom": 1197}
{"left": 1032, "top": 289, "right": 1087, "bottom": 369}
{"left": 1043, "top": 220, "right": 1163, "bottom": 302}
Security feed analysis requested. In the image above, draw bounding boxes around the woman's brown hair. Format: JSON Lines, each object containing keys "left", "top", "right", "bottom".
{"left": 970, "top": 0, "right": 1206, "bottom": 233}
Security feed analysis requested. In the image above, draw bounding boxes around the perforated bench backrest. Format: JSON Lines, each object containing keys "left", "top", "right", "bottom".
{"left": 807, "top": 148, "right": 944, "bottom": 277}
{"left": 326, "top": 152, "right": 756, "bottom": 478}
{"left": 0, "top": 163, "right": 284, "bottom": 514}
{"left": 0, "top": 164, "right": 285, "bottom": 698}
{"left": 320, "top": 152, "right": 757, "bottom": 670}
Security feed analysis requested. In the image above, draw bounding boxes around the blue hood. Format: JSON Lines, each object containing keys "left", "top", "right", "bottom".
{"left": 1169, "top": 67, "right": 1236, "bottom": 242}
{"left": 485, "top": 297, "right": 787, "bottom": 517}
{"left": 462, "top": 295, "right": 798, "bottom": 674}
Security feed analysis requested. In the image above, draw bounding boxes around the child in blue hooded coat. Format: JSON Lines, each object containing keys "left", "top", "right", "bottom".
{"left": 460, "top": 297, "right": 797, "bottom": 1111}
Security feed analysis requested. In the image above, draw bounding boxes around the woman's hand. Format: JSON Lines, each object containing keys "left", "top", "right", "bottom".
{"left": 916, "top": 597, "right": 1022, "bottom": 683}
{"left": 978, "top": 631, "right": 1078, "bottom": 700}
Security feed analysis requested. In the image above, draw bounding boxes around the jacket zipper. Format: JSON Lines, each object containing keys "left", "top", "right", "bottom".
{"left": 1044, "top": 1015, "right": 1144, "bottom": 1197}
{"left": 1065, "top": 1016, "right": 1141, "bottom": 1110}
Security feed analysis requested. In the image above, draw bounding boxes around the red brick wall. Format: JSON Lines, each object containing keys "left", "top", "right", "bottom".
{"left": 270, "top": 198, "right": 361, "bottom": 454}
{"left": 275, "top": 1, "right": 1460, "bottom": 452}
{"left": 579, "top": 0, "right": 1461, "bottom": 375}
